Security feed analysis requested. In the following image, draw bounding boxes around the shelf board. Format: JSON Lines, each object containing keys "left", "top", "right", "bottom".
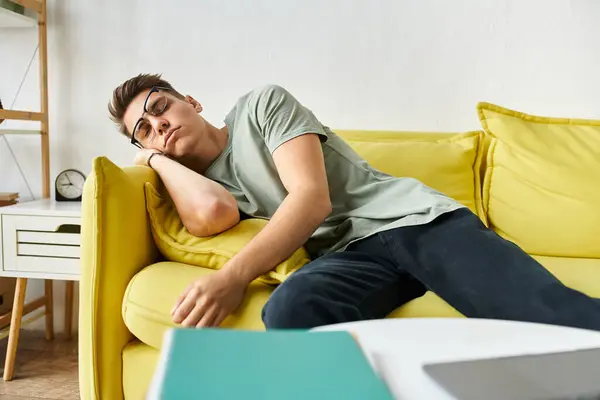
{"left": 0, "top": 128, "right": 41, "bottom": 135}
{"left": 0, "top": 109, "right": 45, "bottom": 121}
{"left": 10, "top": 0, "right": 41, "bottom": 13}
{"left": 0, "top": 5, "right": 36, "bottom": 28}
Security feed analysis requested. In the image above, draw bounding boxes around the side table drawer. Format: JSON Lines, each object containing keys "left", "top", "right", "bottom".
{"left": 1, "top": 215, "right": 81, "bottom": 275}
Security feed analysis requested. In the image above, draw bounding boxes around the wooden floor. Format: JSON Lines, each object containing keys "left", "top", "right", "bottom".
{"left": 0, "top": 330, "right": 79, "bottom": 399}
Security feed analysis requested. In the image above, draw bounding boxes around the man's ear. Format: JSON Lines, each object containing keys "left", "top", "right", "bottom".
{"left": 185, "top": 95, "right": 203, "bottom": 113}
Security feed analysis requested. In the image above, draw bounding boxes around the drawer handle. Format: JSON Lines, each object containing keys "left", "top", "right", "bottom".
{"left": 56, "top": 224, "right": 81, "bottom": 234}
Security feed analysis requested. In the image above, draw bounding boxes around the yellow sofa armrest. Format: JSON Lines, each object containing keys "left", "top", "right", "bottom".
{"left": 79, "top": 157, "right": 159, "bottom": 400}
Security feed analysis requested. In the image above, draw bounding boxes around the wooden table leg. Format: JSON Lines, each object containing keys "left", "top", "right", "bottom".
{"left": 64, "top": 281, "right": 74, "bottom": 340}
{"left": 4, "top": 278, "right": 27, "bottom": 381}
{"left": 44, "top": 279, "right": 53, "bottom": 341}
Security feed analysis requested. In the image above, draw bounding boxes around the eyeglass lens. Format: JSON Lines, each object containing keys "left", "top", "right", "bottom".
{"left": 133, "top": 92, "right": 169, "bottom": 143}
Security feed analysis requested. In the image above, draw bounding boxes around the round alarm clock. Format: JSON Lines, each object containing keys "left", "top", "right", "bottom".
{"left": 55, "top": 169, "right": 86, "bottom": 201}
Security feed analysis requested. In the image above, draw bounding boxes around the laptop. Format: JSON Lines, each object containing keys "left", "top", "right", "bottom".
{"left": 423, "top": 347, "right": 600, "bottom": 400}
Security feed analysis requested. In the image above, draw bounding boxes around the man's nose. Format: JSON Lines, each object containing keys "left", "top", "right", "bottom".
{"left": 150, "top": 117, "right": 169, "bottom": 135}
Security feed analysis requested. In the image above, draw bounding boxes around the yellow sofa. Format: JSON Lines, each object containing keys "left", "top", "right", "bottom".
{"left": 79, "top": 104, "right": 600, "bottom": 400}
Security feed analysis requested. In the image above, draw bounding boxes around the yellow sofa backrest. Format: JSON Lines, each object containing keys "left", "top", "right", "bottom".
{"left": 477, "top": 102, "right": 600, "bottom": 258}
{"left": 335, "top": 129, "right": 488, "bottom": 221}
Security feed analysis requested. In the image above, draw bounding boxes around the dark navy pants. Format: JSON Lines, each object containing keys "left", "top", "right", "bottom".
{"left": 262, "top": 208, "right": 600, "bottom": 331}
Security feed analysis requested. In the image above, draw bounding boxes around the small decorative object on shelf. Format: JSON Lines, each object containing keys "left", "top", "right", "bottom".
{"left": 55, "top": 169, "right": 86, "bottom": 201}
{"left": 0, "top": 97, "right": 4, "bottom": 124}
{"left": 0, "top": 192, "right": 19, "bottom": 207}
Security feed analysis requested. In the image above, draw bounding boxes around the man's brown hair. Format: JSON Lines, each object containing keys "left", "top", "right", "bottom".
{"left": 108, "top": 73, "right": 184, "bottom": 136}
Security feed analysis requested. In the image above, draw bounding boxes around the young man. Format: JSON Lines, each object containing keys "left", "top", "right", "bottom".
{"left": 109, "top": 74, "right": 600, "bottom": 331}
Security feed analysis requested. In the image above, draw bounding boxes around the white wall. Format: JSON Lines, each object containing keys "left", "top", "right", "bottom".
{"left": 1, "top": 0, "right": 600, "bottom": 330}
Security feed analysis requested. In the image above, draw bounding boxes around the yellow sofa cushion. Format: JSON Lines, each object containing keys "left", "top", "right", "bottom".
{"left": 123, "top": 341, "right": 159, "bottom": 400}
{"left": 122, "top": 261, "right": 274, "bottom": 350}
{"left": 144, "top": 182, "right": 311, "bottom": 285}
{"left": 337, "top": 130, "right": 486, "bottom": 219}
{"left": 478, "top": 103, "right": 600, "bottom": 257}
{"left": 123, "top": 262, "right": 462, "bottom": 351}
{"left": 122, "top": 255, "right": 600, "bottom": 354}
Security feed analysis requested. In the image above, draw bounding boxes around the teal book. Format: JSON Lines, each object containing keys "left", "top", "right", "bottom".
{"left": 147, "top": 328, "right": 394, "bottom": 400}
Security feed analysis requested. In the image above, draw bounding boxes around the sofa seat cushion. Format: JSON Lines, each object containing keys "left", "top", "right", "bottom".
{"left": 122, "top": 341, "right": 159, "bottom": 400}
{"left": 123, "top": 261, "right": 274, "bottom": 350}
{"left": 478, "top": 102, "right": 600, "bottom": 258}
{"left": 123, "top": 256, "right": 599, "bottom": 352}
{"left": 336, "top": 130, "right": 485, "bottom": 219}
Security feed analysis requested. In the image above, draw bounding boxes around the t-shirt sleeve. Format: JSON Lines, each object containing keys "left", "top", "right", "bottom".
{"left": 251, "top": 84, "right": 328, "bottom": 153}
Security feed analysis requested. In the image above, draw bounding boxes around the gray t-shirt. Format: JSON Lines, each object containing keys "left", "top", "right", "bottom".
{"left": 205, "top": 85, "right": 465, "bottom": 259}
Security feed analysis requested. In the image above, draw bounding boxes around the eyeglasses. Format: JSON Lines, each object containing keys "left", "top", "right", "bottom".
{"left": 130, "top": 86, "right": 172, "bottom": 149}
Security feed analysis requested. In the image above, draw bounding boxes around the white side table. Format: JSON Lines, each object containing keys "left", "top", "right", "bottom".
{"left": 314, "top": 318, "right": 600, "bottom": 399}
{"left": 0, "top": 199, "right": 81, "bottom": 381}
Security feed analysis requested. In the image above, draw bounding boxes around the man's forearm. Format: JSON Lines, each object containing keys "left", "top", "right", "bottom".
{"left": 149, "top": 154, "right": 239, "bottom": 235}
{"left": 220, "top": 191, "right": 331, "bottom": 284}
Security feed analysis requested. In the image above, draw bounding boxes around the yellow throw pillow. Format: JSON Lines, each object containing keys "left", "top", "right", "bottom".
{"left": 336, "top": 130, "right": 486, "bottom": 221}
{"left": 478, "top": 102, "right": 600, "bottom": 258}
{"left": 144, "top": 182, "right": 311, "bottom": 285}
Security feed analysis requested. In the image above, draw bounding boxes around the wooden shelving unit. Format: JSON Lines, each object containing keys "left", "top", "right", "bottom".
{"left": 0, "top": 0, "right": 49, "bottom": 197}
{"left": 0, "top": 0, "right": 54, "bottom": 382}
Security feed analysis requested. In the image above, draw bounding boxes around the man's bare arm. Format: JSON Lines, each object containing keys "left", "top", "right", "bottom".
{"left": 220, "top": 133, "right": 331, "bottom": 284}
{"left": 138, "top": 150, "right": 240, "bottom": 236}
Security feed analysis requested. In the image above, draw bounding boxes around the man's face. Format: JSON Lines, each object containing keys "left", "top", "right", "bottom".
{"left": 123, "top": 88, "right": 206, "bottom": 157}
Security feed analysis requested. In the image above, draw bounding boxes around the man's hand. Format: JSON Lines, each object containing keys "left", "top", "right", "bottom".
{"left": 134, "top": 148, "right": 162, "bottom": 167}
{"left": 171, "top": 270, "right": 247, "bottom": 328}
